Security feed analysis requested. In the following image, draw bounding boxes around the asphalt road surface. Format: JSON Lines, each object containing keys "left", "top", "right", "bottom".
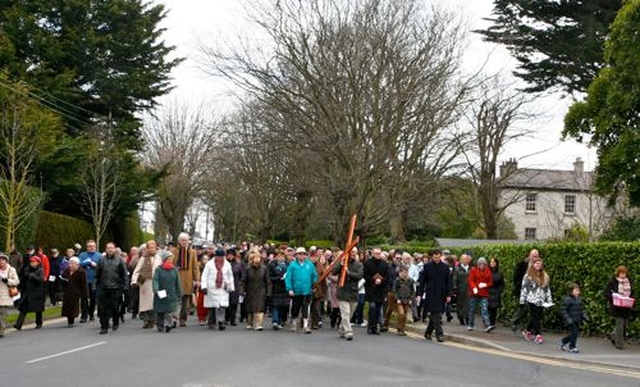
{"left": 4, "top": 318, "right": 640, "bottom": 387}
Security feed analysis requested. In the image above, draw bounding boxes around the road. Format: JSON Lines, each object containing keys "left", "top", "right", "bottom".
{"left": 4, "top": 318, "right": 640, "bottom": 387}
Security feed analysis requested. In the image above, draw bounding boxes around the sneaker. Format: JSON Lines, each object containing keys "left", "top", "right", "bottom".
{"left": 277, "top": 324, "right": 284, "bottom": 330}
{"left": 397, "top": 331, "right": 407, "bottom": 336}
{"left": 557, "top": 340, "right": 567, "bottom": 351}
{"left": 466, "top": 326, "right": 474, "bottom": 331}
{"left": 534, "top": 334, "right": 544, "bottom": 344}
{"left": 345, "top": 333, "right": 353, "bottom": 341}
{"left": 568, "top": 347, "right": 580, "bottom": 354}
{"left": 272, "top": 323, "right": 279, "bottom": 330}
{"left": 304, "top": 327, "right": 311, "bottom": 334}
{"left": 360, "top": 322, "right": 367, "bottom": 328}
{"left": 255, "top": 326, "right": 263, "bottom": 331}
{"left": 484, "top": 325, "right": 495, "bottom": 333}
{"left": 522, "top": 330, "right": 533, "bottom": 341}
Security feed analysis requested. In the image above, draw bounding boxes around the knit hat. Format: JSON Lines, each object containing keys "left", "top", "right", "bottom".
{"left": 161, "top": 251, "right": 174, "bottom": 262}
{"left": 30, "top": 256, "right": 41, "bottom": 264}
{"left": 477, "top": 257, "right": 487, "bottom": 266}
{"left": 215, "top": 248, "right": 226, "bottom": 257}
{"left": 0, "top": 252, "right": 8, "bottom": 261}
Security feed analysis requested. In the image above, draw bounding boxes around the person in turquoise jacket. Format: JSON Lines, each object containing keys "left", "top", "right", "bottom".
{"left": 285, "top": 247, "right": 318, "bottom": 333}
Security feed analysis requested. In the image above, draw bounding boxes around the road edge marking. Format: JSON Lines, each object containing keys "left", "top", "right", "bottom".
{"left": 25, "top": 341, "right": 107, "bottom": 364}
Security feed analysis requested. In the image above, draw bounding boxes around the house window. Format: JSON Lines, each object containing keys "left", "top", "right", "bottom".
{"left": 525, "top": 228, "right": 537, "bottom": 240}
{"left": 565, "top": 195, "right": 576, "bottom": 214}
{"left": 525, "top": 193, "right": 537, "bottom": 212}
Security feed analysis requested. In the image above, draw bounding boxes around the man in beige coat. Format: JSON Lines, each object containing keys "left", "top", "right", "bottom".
{"left": 172, "top": 232, "right": 200, "bottom": 327}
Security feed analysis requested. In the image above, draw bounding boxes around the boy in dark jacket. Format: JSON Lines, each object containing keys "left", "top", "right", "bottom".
{"left": 559, "top": 283, "right": 588, "bottom": 353}
{"left": 393, "top": 266, "right": 415, "bottom": 336}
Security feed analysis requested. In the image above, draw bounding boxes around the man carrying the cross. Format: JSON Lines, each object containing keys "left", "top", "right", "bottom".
{"left": 332, "top": 246, "right": 364, "bottom": 341}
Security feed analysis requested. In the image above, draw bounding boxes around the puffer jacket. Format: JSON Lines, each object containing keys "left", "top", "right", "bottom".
{"left": 0, "top": 265, "right": 20, "bottom": 306}
{"left": 561, "top": 295, "right": 587, "bottom": 326}
{"left": 519, "top": 274, "right": 552, "bottom": 307}
{"left": 468, "top": 266, "right": 493, "bottom": 298}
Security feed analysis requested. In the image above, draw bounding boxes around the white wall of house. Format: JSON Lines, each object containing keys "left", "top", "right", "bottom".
{"left": 501, "top": 189, "right": 615, "bottom": 240}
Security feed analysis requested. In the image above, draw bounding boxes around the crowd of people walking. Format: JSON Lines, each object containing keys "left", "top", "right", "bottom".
{"left": 0, "top": 238, "right": 634, "bottom": 351}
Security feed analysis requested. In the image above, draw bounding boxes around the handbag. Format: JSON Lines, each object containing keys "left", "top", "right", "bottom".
{"left": 8, "top": 286, "right": 19, "bottom": 297}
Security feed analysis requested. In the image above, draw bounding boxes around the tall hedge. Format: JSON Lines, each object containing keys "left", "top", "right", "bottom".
{"left": 34, "top": 211, "right": 113, "bottom": 251}
{"left": 112, "top": 216, "right": 145, "bottom": 251}
{"left": 443, "top": 242, "right": 640, "bottom": 337}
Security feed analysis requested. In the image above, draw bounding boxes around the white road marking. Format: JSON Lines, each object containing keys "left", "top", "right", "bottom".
{"left": 25, "top": 341, "right": 107, "bottom": 364}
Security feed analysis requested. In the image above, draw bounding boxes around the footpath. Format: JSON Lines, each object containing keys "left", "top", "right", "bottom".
{"left": 406, "top": 319, "right": 640, "bottom": 371}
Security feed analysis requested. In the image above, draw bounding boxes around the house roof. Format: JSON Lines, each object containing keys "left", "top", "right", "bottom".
{"left": 434, "top": 238, "right": 534, "bottom": 247}
{"left": 501, "top": 169, "right": 594, "bottom": 192}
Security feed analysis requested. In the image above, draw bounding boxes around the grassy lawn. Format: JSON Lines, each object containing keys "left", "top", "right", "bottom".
{"left": 5, "top": 306, "right": 62, "bottom": 326}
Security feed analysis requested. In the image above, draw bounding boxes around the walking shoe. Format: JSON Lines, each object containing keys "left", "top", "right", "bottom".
{"left": 255, "top": 326, "right": 263, "bottom": 331}
{"left": 557, "top": 340, "right": 567, "bottom": 351}
{"left": 424, "top": 332, "right": 432, "bottom": 341}
{"left": 568, "top": 347, "right": 580, "bottom": 354}
{"left": 290, "top": 321, "right": 297, "bottom": 332}
{"left": 379, "top": 326, "right": 389, "bottom": 333}
{"left": 345, "top": 333, "right": 353, "bottom": 341}
{"left": 13, "top": 324, "right": 21, "bottom": 331}
{"left": 397, "top": 330, "right": 407, "bottom": 336}
{"left": 436, "top": 336, "right": 444, "bottom": 342}
{"left": 466, "top": 326, "right": 474, "bottom": 331}
{"left": 80, "top": 318, "right": 87, "bottom": 324}
{"left": 522, "top": 330, "right": 533, "bottom": 341}
{"left": 484, "top": 325, "right": 495, "bottom": 333}
{"left": 272, "top": 323, "right": 279, "bottom": 330}
{"left": 360, "top": 322, "right": 367, "bottom": 327}
{"left": 534, "top": 334, "right": 544, "bottom": 344}
{"left": 99, "top": 328, "right": 108, "bottom": 335}
{"left": 304, "top": 326, "right": 311, "bottom": 334}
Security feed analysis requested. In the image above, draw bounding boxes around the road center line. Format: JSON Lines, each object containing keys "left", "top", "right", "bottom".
{"left": 25, "top": 341, "right": 107, "bottom": 364}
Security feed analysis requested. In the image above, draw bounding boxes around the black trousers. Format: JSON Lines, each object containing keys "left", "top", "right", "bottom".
{"left": 98, "top": 289, "right": 121, "bottom": 330}
{"left": 527, "top": 303, "right": 544, "bottom": 335}
{"left": 15, "top": 310, "right": 43, "bottom": 329}
{"left": 290, "top": 295, "right": 311, "bottom": 319}
{"left": 81, "top": 285, "right": 97, "bottom": 319}
{"left": 425, "top": 312, "right": 443, "bottom": 337}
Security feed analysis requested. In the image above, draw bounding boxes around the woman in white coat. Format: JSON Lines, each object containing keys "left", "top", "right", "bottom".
{"left": 201, "top": 248, "right": 234, "bottom": 330}
{"left": 0, "top": 253, "right": 20, "bottom": 338}
{"left": 131, "top": 241, "right": 163, "bottom": 329}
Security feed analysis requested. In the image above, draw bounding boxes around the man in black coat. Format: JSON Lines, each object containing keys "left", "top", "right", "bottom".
{"left": 96, "top": 242, "right": 128, "bottom": 335}
{"left": 418, "top": 249, "right": 451, "bottom": 342}
{"left": 363, "top": 247, "right": 388, "bottom": 335}
{"left": 510, "top": 249, "right": 538, "bottom": 331}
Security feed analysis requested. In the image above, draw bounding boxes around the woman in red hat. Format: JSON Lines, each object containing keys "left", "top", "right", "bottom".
{"left": 14, "top": 256, "right": 46, "bottom": 330}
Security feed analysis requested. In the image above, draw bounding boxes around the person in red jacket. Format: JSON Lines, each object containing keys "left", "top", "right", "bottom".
{"left": 467, "top": 257, "right": 493, "bottom": 332}
{"left": 35, "top": 247, "right": 50, "bottom": 282}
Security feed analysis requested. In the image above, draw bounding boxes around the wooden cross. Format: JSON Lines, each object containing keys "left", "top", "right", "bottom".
{"left": 313, "top": 214, "right": 358, "bottom": 289}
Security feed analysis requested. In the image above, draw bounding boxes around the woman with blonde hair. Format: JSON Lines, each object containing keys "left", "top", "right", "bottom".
{"left": 241, "top": 250, "right": 269, "bottom": 330}
{"left": 519, "top": 257, "right": 552, "bottom": 344}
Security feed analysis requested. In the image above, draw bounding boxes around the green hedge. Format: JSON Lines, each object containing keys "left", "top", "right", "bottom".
{"left": 112, "top": 216, "right": 144, "bottom": 251}
{"left": 443, "top": 242, "right": 640, "bottom": 337}
{"left": 34, "top": 211, "right": 113, "bottom": 251}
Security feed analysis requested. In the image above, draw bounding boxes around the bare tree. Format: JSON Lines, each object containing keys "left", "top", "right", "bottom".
{"left": 0, "top": 90, "right": 54, "bottom": 251}
{"left": 78, "top": 128, "right": 126, "bottom": 248}
{"left": 457, "top": 78, "right": 535, "bottom": 239}
{"left": 143, "top": 102, "right": 220, "bottom": 243}
{"left": 201, "top": 0, "right": 474, "bottom": 242}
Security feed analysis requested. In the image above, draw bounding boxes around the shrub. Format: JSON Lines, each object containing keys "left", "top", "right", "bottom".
{"left": 34, "top": 211, "right": 113, "bottom": 251}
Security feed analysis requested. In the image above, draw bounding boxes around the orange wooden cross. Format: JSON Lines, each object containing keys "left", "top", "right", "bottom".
{"left": 313, "top": 214, "right": 358, "bottom": 289}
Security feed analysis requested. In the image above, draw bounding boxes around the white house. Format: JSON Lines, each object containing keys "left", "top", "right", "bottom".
{"left": 500, "top": 158, "right": 616, "bottom": 241}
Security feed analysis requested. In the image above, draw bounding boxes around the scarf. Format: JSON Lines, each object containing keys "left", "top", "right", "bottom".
{"left": 162, "top": 261, "right": 174, "bottom": 270}
{"left": 618, "top": 277, "right": 632, "bottom": 297}
{"left": 177, "top": 247, "right": 190, "bottom": 271}
{"left": 141, "top": 254, "right": 154, "bottom": 280}
{"left": 214, "top": 256, "right": 225, "bottom": 289}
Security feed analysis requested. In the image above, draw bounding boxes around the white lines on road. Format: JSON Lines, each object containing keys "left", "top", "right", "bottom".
{"left": 25, "top": 341, "right": 107, "bottom": 364}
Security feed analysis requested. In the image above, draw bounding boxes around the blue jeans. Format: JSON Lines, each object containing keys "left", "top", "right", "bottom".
{"left": 468, "top": 296, "right": 490, "bottom": 328}
{"left": 561, "top": 323, "right": 579, "bottom": 349}
{"left": 367, "top": 301, "right": 384, "bottom": 330}
{"left": 351, "top": 293, "right": 365, "bottom": 324}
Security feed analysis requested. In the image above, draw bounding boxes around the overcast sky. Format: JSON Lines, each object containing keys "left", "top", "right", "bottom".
{"left": 154, "top": 0, "right": 597, "bottom": 172}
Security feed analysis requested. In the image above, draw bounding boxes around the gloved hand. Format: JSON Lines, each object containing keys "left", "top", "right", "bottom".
{"left": 1, "top": 276, "right": 8, "bottom": 283}
{"left": 478, "top": 282, "right": 487, "bottom": 289}
{"left": 473, "top": 287, "right": 478, "bottom": 295}
{"left": 201, "top": 288, "right": 208, "bottom": 295}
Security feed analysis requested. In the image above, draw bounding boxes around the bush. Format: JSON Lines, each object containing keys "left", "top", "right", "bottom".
{"left": 34, "top": 211, "right": 113, "bottom": 251}
{"left": 443, "top": 242, "right": 640, "bottom": 337}
{"left": 0, "top": 183, "right": 43, "bottom": 250}
{"left": 112, "top": 216, "right": 144, "bottom": 251}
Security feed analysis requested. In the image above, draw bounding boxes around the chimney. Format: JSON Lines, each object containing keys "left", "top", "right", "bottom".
{"left": 500, "top": 158, "right": 518, "bottom": 177}
{"left": 573, "top": 157, "right": 584, "bottom": 174}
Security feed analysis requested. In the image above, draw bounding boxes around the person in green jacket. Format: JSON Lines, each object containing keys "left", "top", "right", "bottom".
{"left": 153, "top": 252, "right": 183, "bottom": 333}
